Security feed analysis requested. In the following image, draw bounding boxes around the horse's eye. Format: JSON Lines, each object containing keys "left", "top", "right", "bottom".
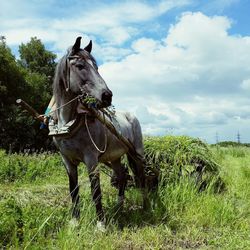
{"left": 75, "top": 64, "right": 85, "bottom": 70}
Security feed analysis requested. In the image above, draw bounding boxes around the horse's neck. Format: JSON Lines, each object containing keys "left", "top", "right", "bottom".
{"left": 57, "top": 95, "right": 77, "bottom": 128}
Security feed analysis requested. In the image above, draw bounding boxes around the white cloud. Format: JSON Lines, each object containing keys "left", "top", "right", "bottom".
{"left": 101, "top": 13, "right": 250, "bottom": 103}
{"left": 132, "top": 38, "right": 160, "bottom": 53}
{"left": 99, "top": 12, "right": 250, "bottom": 142}
{"left": 241, "top": 79, "right": 250, "bottom": 90}
{"left": 0, "top": 0, "right": 192, "bottom": 69}
{"left": 0, "top": 0, "right": 189, "bottom": 48}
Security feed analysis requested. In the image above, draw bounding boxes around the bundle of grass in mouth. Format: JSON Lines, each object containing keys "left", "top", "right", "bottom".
{"left": 144, "top": 135, "right": 224, "bottom": 192}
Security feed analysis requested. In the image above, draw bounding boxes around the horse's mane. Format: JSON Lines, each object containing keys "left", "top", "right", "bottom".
{"left": 53, "top": 55, "right": 67, "bottom": 106}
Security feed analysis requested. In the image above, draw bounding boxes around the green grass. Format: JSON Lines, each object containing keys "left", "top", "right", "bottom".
{"left": 0, "top": 137, "right": 249, "bottom": 249}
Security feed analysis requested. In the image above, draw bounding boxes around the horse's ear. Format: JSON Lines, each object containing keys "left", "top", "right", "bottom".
{"left": 72, "top": 37, "right": 82, "bottom": 54}
{"left": 84, "top": 40, "right": 92, "bottom": 53}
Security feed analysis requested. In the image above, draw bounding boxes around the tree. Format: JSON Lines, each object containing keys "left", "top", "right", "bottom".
{"left": 0, "top": 38, "right": 27, "bottom": 102}
{"left": 19, "top": 37, "right": 57, "bottom": 111}
{"left": 0, "top": 38, "right": 32, "bottom": 150}
{"left": 19, "top": 37, "right": 56, "bottom": 76}
{"left": 17, "top": 37, "right": 57, "bottom": 150}
{"left": 0, "top": 37, "right": 57, "bottom": 151}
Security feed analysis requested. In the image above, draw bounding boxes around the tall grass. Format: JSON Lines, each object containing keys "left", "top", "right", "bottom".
{"left": 0, "top": 137, "right": 249, "bottom": 249}
{"left": 0, "top": 150, "right": 64, "bottom": 183}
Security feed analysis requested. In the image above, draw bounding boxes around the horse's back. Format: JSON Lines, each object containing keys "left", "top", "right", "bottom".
{"left": 115, "top": 111, "right": 144, "bottom": 156}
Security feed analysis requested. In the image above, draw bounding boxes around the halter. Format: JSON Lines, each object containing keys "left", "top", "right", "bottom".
{"left": 64, "top": 55, "right": 82, "bottom": 92}
{"left": 64, "top": 54, "right": 96, "bottom": 94}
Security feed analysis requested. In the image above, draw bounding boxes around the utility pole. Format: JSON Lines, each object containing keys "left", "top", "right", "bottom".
{"left": 237, "top": 131, "right": 241, "bottom": 144}
{"left": 215, "top": 131, "right": 219, "bottom": 144}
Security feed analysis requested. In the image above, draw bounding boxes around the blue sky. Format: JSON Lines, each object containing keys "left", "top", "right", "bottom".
{"left": 1, "top": 0, "right": 250, "bottom": 143}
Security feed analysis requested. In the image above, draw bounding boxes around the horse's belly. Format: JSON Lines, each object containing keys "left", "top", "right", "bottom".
{"left": 99, "top": 143, "right": 128, "bottom": 163}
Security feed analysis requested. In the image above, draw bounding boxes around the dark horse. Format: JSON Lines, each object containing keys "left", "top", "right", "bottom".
{"left": 52, "top": 37, "right": 146, "bottom": 228}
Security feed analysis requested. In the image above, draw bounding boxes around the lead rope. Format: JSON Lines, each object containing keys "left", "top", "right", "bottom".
{"left": 85, "top": 112, "right": 107, "bottom": 154}
{"left": 45, "top": 94, "right": 83, "bottom": 117}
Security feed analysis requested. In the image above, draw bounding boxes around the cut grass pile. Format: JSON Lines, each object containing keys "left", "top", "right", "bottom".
{"left": 144, "top": 136, "right": 223, "bottom": 191}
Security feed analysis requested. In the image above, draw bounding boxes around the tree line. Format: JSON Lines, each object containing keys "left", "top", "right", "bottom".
{"left": 0, "top": 36, "right": 56, "bottom": 152}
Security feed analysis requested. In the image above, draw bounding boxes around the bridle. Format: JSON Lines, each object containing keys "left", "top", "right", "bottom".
{"left": 64, "top": 53, "right": 97, "bottom": 94}
{"left": 64, "top": 55, "right": 81, "bottom": 92}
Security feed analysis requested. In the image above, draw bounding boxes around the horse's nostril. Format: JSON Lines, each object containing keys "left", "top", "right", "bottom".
{"left": 102, "top": 91, "right": 112, "bottom": 106}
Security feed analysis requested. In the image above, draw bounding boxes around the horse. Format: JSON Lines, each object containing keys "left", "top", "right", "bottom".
{"left": 52, "top": 37, "right": 147, "bottom": 227}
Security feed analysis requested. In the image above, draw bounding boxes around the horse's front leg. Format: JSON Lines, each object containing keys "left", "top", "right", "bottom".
{"left": 85, "top": 156, "right": 105, "bottom": 224}
{"left": 62, "top": 156, "right": 80, "bottom": 219}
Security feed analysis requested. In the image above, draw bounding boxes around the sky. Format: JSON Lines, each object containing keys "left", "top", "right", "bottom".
{"left": 1, "top": 0, "right": 250, "bottom": 143}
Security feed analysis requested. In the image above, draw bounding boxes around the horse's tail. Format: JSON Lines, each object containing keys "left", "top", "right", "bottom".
{"left": 127, "top": 115, "right": 159, "bottom": 190}
{"left": 127, "top": 154, "right": 146, "bottom": 188}
{"left": 127, "top": 114, "right": 146, "bottom": 188}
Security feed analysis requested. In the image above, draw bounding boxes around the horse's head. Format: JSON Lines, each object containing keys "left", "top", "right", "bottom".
{"left": 63, "top": 37, "right": 112, "bottom": 108}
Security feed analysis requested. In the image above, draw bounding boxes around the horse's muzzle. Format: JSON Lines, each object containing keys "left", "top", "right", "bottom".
{"left": 101, "top": 91, "right": 113, "bottom": 107}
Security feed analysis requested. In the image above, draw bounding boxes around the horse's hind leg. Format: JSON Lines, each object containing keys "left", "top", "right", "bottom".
{"left": 62, "top": 156, "right": 80, "bottom": 219}
{"left": 128, "top": 155, "right": 150, "bottom": 209}
{"left": 111, "top": 158, "right": 127, "bottom": 208}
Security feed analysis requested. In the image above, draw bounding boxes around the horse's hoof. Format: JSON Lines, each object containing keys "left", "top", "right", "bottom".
{"left": 72, "top": 207, "right": 80, "bottom": 219}
{"left": 96, "top": 221, "right": 106, "bottom": 232}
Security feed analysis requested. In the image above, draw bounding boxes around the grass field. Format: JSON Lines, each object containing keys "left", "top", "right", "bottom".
{"left": 0, "top": 136, "right": 249, "bottom": 249}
